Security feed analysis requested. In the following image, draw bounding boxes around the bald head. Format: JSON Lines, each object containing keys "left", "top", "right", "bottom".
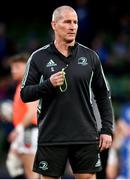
{"left": 52, "top": 6, "right": 77, "bottom": 22}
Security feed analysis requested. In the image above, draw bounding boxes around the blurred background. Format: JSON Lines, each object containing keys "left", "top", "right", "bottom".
{"left": 0, "top": 0, "right": 129, "bottom": 178}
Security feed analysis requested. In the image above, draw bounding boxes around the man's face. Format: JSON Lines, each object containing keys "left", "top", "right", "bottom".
{"left": 11, "top": 62, "right": 26, "bottom": 81}
{"left": 52, "top": 10, "right": 78, "bottom": 43}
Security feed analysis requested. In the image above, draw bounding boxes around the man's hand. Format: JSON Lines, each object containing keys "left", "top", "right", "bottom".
{"left": 99, "top": 134, "right": 112, "bottom": 151}
{"left": 50, "top": 71, "right": 65, "bottom": 87}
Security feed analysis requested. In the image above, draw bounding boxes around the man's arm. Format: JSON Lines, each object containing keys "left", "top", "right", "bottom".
{"left": 21, "top": 53, "right": 66, "bottom": 103}
{"left": 92, "top": 53, "right": 114, "bottom": 135}
{"left": 20, "top": 54, "right": 54, "bottom": 103}
{"left": 92, "top": 53, "right": 114, "bottom": 150}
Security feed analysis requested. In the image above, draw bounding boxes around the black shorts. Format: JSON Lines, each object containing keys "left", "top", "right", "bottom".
{"left": 33, "top": 144, "right": 102, "bottom": 178}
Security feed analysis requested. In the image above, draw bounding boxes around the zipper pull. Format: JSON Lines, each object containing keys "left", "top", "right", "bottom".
{"left": 62, "top": 64, "right": 68, "bottom": 72}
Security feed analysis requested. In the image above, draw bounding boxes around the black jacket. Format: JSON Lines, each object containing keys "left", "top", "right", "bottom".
{"left": 21, "top": 42, "right": 114, "bottom": 145}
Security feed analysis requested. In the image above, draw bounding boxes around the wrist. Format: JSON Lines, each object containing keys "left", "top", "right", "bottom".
{"left": 16, "top": 124, "right": 24, "bottom": 133}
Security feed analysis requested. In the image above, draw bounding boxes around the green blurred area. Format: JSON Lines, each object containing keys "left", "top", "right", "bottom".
{"left": 107, "top": 74, "right": 130, "bottom": 118}
{"left": 8, "top": 22, "right": 50, "bottom": 49}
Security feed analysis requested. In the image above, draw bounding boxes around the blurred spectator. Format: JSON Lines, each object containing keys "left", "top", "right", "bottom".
{"left": 6, "top": 53, "right": 38, "bottom": 179}
{"left": 106, "top": 103, "right": 130, "bottom": 179}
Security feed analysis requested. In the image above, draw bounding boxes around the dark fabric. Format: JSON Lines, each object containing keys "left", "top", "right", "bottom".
{"left": 33, "top": 144, "right": 102, "bottom": 177}
{"left": 21, "top": 42, "right": 114, "bottom": 145}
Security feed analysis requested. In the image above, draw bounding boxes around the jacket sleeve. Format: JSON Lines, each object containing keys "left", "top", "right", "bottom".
{"left": 91, "top": 52, "right": 114, "bottom": 136}
{"left": 20, "top": 53, "right": 54, "bottom": 102}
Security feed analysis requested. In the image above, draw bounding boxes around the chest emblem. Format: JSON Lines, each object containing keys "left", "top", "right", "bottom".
{"left": 46, "top": 59, "right": 57, "bottom": 67}
{"left": 78, "top": 57, "right": 88, "bottom": 66}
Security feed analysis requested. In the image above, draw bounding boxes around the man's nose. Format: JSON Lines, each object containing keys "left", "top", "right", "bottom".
{"left": 70, "top": 23, "right": 77, "bottom": 30}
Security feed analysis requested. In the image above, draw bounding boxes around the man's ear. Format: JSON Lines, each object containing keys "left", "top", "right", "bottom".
{"left": 51, "top": 21, "right": 56, "bottom": 31}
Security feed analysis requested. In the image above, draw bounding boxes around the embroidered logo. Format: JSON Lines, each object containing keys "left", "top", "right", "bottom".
{"left": 78, "top": 57, "right": 88, "bottom": 66}
{"left": 46, "top": 59, "right": 57, "bottom": 67}
{"left": 95, "top": 153, "right": 101, "bottom": 167}
{"left": 39, "top": 161, "right": 48, "bottom": 171}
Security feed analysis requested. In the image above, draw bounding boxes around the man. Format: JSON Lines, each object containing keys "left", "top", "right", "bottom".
{"left": 21, "top": 6, "right": 114, "bottom": 179}
{"left": 6, "top": 53, "right": 38, "bottom": 179}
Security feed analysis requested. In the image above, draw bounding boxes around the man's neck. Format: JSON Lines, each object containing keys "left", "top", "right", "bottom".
{"left": 54, "top": 40, "right": 75, "bottom": 57}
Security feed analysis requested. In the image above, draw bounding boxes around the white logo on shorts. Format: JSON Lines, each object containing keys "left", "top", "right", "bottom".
{"left": 39, "top": 161, "right": 48, "bottom": 171}
{"left": 95, "top": 153, "right": 101, "bottom": 167}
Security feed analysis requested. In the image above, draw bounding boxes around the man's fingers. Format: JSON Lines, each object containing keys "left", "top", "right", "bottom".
{"left": 54, "top": 71, "right": 64, "bottom": 77}
{"left": 50, "top": 71, "right": 65, "bottom": 87}
{"left": 100, "top": 141, "right": 110, "bottom": 151}
{"left": 99, "top": 134, "right": 112, "bottom": 151}
{"left": 56, "top": 79, "right": 64, "bottom": 86}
